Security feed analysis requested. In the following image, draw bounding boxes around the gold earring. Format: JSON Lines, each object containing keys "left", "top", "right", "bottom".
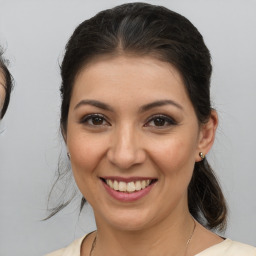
{"left": 199, "top": 152, "right": 205, "bottom": 160}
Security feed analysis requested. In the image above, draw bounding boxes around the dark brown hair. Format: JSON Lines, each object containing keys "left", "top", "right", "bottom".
{"left": 49, "top": 2, "right": 227, "bottom": 230}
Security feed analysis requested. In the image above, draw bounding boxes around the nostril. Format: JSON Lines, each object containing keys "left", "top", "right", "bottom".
{"left": 107, "top": 146, "right": 146, "bottom": 170}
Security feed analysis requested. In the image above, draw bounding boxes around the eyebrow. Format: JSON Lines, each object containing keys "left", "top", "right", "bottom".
{"left": 74, "top": 99, "right": 183, "bottom": 112}
{"left": 74, "top": 99, "right": 114, "bottom": 112}
{"left": 140, "top": 100, "right": 183, "bottom": 112}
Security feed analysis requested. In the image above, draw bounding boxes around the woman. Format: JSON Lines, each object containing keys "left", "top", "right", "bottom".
{"left": 0, "top": 49, "right": 12, "bottom": 119}
{"left": 46, "top": 3, "right": 256, "bottom": 255}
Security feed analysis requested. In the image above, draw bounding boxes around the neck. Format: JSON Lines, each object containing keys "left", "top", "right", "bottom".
{"left": 91, "top": 212, "right": 195, "bottom": 256}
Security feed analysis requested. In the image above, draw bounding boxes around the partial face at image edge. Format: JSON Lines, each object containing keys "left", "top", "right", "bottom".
{"left": 0, "top": 72, "right": 7, "bottom": 118}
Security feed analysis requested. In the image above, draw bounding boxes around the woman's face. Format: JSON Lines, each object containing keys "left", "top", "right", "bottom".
{"left": 0, "top": 72, "right": 6, "bottom": 115}
{"left": 66, "top": 56, "right": 213, "bottom": 231}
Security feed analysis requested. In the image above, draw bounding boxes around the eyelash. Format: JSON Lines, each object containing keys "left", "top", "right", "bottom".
{"left": 144, "top": 114, "right": 177, "bottom": 128}
{"left": 80, "top": 113, "right": 177, "bottom": 129}
{"left": 80, "top": 114, "right": 110, "bottom": 126}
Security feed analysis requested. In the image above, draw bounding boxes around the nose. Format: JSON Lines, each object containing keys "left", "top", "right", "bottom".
{"left": 107, "top": 124, "right": 146, "bottom": 170}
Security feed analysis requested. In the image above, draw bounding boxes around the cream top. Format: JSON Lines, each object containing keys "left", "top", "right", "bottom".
{"left": 45, "top": 236, "right": 256, "bottom": 256}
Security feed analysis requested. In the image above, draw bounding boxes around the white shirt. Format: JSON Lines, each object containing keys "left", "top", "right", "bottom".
{"left": 45, "top": 236, "right": 256, "bottom": 256}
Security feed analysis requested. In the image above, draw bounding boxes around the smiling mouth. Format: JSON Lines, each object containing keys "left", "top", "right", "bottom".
{"left": 101, "top": 178, "right": 157, "bottom": 193}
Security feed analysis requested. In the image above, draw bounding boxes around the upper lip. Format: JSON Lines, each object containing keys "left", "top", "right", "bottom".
{"left": 100, "top": 176, "right": 157, "bottom": 182}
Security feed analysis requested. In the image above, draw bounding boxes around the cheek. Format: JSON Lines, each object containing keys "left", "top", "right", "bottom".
{"left": 67, "top": 134, "right": 109, "bottom": 201}
{"left": 66, "top": 129, "right": 108, "bottom": 184}
{"left": 148, "top": 134, "right": 197, "bottom": 176}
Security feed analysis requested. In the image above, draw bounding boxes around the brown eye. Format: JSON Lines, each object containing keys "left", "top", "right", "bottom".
{"left": 144, "top": 115, "right": 177, "bottom": 128}
{"left": 80, "top": 114, "right": 110, "bottom": 126}
{"left": 153, "top": 117, "right": 166, "bottom": 126}
{"left": 91, "top": 116, "right": 104, "bottom": 125}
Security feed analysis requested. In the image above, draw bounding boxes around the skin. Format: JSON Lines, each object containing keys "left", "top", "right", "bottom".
{"left": 65, "top": 55, "right": 222, "bottom": 256}
{"left": 0, "top": 72, "right": 6, "bottom": 115}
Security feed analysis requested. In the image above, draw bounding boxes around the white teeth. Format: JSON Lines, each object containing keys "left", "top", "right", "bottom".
{"left": 105, "top": 179, "right": 153, "bottom": 192}
{"left": 113, "top": 180, "right": 119, "bottom": 190}
{"left": 119, "top": 181, "right": 126, "bottom": 192}
{"left": 106, "top": 180, "right": 111, "bottom": 186}
{"left": 127, "top": 182, "right": 136, "bottom": 192}
{"left": 141, "top": 180, "right": 146, "bottom": 189}
{"left": 135, "top": 181, "right": 141, "bottom": 191}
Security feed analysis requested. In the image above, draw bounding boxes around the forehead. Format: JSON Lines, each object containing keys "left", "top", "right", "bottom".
{"left": 73, "top": 55, "right": 187, "bottom": 99}
{"left": 70, "top": 55, "right": 192, "bottom": 112}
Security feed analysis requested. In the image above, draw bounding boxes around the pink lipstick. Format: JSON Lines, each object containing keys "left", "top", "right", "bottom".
{"left": 100, "top": 177, "right": 157, "bottom": 202}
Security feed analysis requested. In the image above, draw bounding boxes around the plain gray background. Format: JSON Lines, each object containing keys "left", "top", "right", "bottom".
{"left": 0, "top": 0, "right": 255, "bottom": 255}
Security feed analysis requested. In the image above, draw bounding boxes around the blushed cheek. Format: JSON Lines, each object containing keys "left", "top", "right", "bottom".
{"left": 68, "top": 142, "right": 100, "bottom": 197}
{"left": 70, "top": 144, "right": 99, "bottom": 174}
{"left": 151, "top": 138, "right": 196, "bottom": 176}
{"left": 68, "top": 134, "right": 109, "bottom": 177}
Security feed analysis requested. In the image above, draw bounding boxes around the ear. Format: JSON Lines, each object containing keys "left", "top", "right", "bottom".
{"left": 195, "top": 110, "right": 218, "bottom": 162}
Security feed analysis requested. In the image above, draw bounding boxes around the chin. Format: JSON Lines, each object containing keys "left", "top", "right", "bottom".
{"left": 111, "top": 219, "right": 152, "bottom": 232}
{"left": 97, "top": 207, "right": 157, "bottom": 232}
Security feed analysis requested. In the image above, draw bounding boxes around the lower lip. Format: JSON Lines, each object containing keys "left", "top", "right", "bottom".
{"left": 102, "top": 180, "right": 155, "bottom": 202}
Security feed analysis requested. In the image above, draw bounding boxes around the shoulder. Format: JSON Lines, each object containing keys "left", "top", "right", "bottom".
{"left": 45, "top": 247, "right": 66, "bottom": 256}
{"left": 197, "top": 239, "right": 256, "bottom": 256}
{"left": 44, "top": 236, "right": 86, "bottom": 256}
{"left": 225, "top": 240, "right": 256, "bottom": 255}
